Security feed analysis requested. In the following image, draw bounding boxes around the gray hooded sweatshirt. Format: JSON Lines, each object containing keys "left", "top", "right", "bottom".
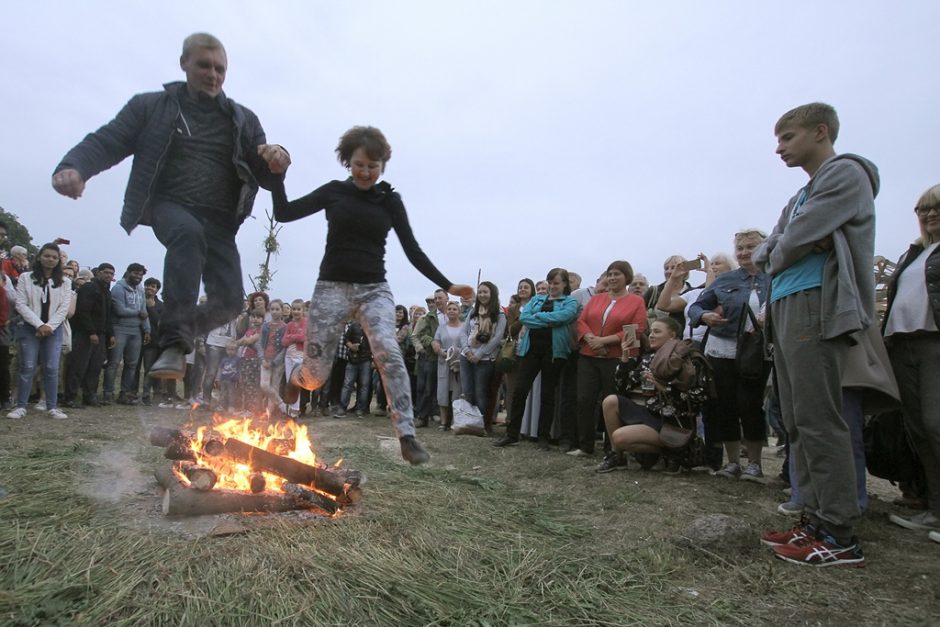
{"left": 753, "top": 153, "right": 878, "bottom": 341}
{"left": 111, "top": 278, "right": 150, "bottom": 334}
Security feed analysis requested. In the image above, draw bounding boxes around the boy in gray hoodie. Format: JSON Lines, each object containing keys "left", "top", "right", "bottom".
{"left": 753, "top": 103, "right": 876, "bottom": 567}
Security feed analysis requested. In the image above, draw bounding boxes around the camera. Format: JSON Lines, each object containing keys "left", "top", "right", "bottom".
{"left": 476, "top": 332, "right": 491, "bottom": 344}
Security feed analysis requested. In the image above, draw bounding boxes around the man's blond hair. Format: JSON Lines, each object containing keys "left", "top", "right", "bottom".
{"left": 775, "top": 102, "right": 840, "bottom": 143}
{"left": 181, "top": 33, "right": 225, "bottom": 61}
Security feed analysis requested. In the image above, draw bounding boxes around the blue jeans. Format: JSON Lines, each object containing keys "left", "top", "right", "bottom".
{"left": 459, "top": 357, "right": 495, "bottom": 414}
{"left": 340, "top": 360, "right": 372, "bottom": 412}
{"left": 104, "top": 328, "right": 143, "bottom": 396}
{"left": 15, "top": 323, "right": 64, "bottom": 409}
{"left": 415, "top": 355, "right": 437, "bottom": 419}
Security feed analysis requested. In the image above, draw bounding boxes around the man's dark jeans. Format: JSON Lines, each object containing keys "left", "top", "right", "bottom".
{"left": 150, "top": 200, "right": 243, "bottom": 354}
{"left": 415, "top": 354, "right": 437, "bottom": 419}
{"left": 66, "top": 333, "right": 106, "bottom": 401}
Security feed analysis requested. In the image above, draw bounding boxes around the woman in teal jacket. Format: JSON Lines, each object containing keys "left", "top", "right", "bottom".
{"left": 494, "top": 268, "right": 579, "bottom": 449}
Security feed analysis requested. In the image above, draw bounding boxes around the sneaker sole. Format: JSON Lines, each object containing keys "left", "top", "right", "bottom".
{"left": 773, "top": 552, "right": 865, "bottom": 568}
{"left": 888, "top": 513, "right": 940, "bottom": 532}
{"left": 740, "top": 474, "right": 765, "bottom": 483}
{"left": 595, "top": 465, "right": 627, "bottom": 473}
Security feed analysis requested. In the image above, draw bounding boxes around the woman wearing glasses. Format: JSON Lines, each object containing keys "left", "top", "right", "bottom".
{"left": 883, "top": 185, "right": 940, "bottom": 542}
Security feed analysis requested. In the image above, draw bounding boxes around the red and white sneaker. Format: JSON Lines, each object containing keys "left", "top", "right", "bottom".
{"left": 760, "top": 515, "right": 816, "bottom": 547}
{"left": 772, "top": 533, "right": 865, "bottom": 568}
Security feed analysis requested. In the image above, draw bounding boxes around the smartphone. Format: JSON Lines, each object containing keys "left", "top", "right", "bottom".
{"left": 54, "top": 237, "right": 71, "bottom": 245}
{"left": 679, "top": 258, "right": 702, "bottom": 272}
{"left": 622, "top": 324, "right": 638, "bottom": 348}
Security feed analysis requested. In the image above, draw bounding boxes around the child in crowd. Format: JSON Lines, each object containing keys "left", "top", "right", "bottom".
{"left": 237, "top": 308, "right": 264, "bottom": 414}
{"left": 217, "top": 342, "right": 241, "bottom": 413}
{"left": 281, "top": 299, "right": 307, "bottom": 417}
{"left": 260, "top": 299, "right": 287, "bottom": 417}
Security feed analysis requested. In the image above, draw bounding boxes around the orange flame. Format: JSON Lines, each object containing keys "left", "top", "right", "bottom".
{"left": 180, "top": 415, "right": 339, "bottom": 495}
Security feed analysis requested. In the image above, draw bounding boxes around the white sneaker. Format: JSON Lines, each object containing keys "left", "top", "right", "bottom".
{"left": 889, "top": 511, "right": 940, "bottom": 532}
{"left": 48, "top": 408, "right": 68, "bottom": 420}
{"left": 566, "top": 448, "right": 590, "bottom": 457}
{"left": 34, "top": 400, "right": 47, "bottom": 411}
{"left": 7, "top": 407, "right": 26, "bottom": 419}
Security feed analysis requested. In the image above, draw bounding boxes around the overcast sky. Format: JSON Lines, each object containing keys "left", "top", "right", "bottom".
{"left": 3, "top": 1, "right": 937, "bottom": 306}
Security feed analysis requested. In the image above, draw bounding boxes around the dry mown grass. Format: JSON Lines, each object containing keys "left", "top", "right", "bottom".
{"left": 1, "top": 405, "right": 938, "bottom": 626}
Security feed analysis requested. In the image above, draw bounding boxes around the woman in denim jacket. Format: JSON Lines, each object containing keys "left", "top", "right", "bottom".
{"left": 687, "top": 230, "right": 771, "bottom": 481}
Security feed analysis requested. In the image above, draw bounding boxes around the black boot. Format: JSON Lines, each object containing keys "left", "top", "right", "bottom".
{"left": 150, "top": 346, "right": 187, "bottom": 380}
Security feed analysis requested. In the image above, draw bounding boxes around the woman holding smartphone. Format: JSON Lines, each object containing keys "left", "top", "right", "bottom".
{"left": 572, "top": 260, "right": 647, "bottom": 456}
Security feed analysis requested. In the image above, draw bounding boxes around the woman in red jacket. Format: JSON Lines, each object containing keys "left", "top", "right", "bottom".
{"left": 572, "top": 260, "right": 646, "bottom": 456}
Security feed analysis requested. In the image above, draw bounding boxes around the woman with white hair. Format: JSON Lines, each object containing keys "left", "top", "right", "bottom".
{"left": 687, "top": 229, "right": 771, "bottom": 481}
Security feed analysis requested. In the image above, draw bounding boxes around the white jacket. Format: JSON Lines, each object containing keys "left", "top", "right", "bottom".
{"left": 15, "top": 271, "right": 72, "bottom": 331}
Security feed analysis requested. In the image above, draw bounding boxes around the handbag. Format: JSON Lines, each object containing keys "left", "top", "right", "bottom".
{"left": 495, "top": 337, "right": 518, "bottom": 373}
{"left": 659, "top": 421, "right": 694, "bottom": 449}
{"left": 735, "top": 304, "right": 765, "bottom": 380}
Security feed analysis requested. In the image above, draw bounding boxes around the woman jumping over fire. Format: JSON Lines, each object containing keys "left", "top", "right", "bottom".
{"left": 267, "top": 126, "right": 472, "bottom": 465}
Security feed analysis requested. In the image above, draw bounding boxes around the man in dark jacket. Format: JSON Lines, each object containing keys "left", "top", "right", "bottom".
{"left": 52, "top": 32, "right": 291, "bottom": 379}
{"left": 65, "top": 264, "right": 115, "bottom": 407}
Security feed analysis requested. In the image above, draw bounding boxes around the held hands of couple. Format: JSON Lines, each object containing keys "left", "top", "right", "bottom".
{"left": 257, "top": 144, "right": 291, "bottom": 174}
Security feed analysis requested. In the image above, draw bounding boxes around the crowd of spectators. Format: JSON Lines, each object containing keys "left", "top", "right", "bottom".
{"left": 3, "top": 172, "right": 939, "bottom": 559}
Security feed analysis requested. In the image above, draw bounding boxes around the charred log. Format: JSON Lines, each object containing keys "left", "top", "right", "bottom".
{"left": 154, "top": 466, "right": 301, "bottom": 516}
{"left": 177, "top": 461, "right": 218, "bottom": 491}
{"left": 281, "top": 482, "right": 339, "bottom": 515}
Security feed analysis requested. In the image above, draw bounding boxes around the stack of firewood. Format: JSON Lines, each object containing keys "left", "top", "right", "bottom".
{"left": 149, "top": 427, "right": 361, "bottom": 517}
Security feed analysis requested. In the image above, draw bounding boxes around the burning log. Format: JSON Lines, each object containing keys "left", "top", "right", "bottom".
{"left": 206, "top": 438, "right": 359, "bottom": 503}
{"left": 149, "top": 426, "right": 191, "bottom": 447}
{"left": 249, "top": 472, "right": 266, "bottom": 494}
{"left": 150, "top": 427, "right": 223, "bottom": 459}
{"left": 177, "top": 461, "right": 218, "bottom": 491}
{"left": 282, "top": 482, "right": 339, "bottom": 515}
{"left": 265, "top": 438, "right": 295, "bottom": 456}
{"left": 154, "top": 466, "right": 301, "bottom": 516}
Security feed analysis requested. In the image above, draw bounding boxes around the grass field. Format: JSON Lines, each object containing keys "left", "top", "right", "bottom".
{"left": 1, "top": 404, "right": 937, "bottom": 626}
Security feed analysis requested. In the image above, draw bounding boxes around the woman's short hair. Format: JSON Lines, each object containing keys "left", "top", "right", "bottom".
{"left": 248, "top": 291, "right": 270, "bottom": 310}
{"left": 546, "top": 267, "right": 571, "bottom": 295}
{"left": 517, "top": 278, "right": 536, "bottom": 297}
{"left": 915, "top": 184, "right": 940, "bottom": 244}
{"left": 710, "top": 252, "right": 738, "bottom": 271}
{"left": 336, "top": 126, "right": 392, "bottom": 169}
{"left": 734, "top": 228, "right": 767, "bottom": 245}
{"left": 652, "top": 316, "right": 681, "bottom": 338}
{"left": 606, "top": 260, "right": 634, "bottom": 284}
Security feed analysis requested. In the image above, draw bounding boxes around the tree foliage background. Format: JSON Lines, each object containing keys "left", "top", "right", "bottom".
{"left": 0, "top": 206, "right": 36, "bottom": 255}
